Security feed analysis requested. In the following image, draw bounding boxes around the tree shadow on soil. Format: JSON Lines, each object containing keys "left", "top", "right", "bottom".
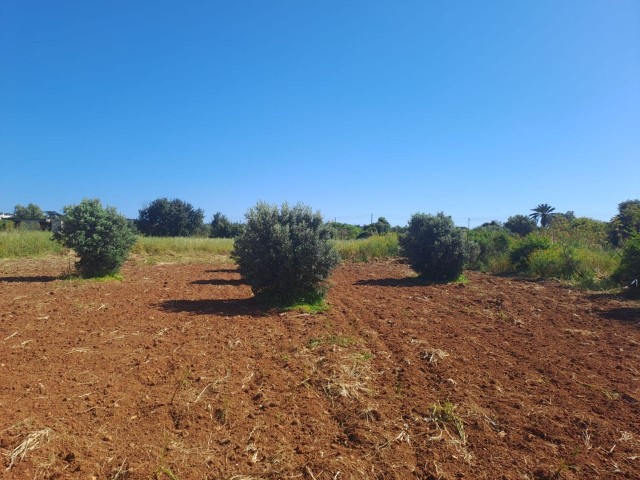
{"left": 191, "top": 278, "right": 245, "bottom": 286}
{"left": 587, "top": 291, "right": 640, "bottom": 326}
{"left": 599, "top": 307, "right": 640, "bottom": 325}
{"left": 158, "top": 297, "right": 268, "bottom": 317}
{"left": 205, "top": 268, "right": 237, "bottom": 273}
{"left": 0, "top": 275, "right": 59, "bottom": 283}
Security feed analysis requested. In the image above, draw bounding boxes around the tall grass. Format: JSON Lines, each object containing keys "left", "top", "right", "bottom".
{"left": 334, "top": 233, "right": 399, "bottom": 262}
{"left": 131, "top": 236, "right": 234, "bottom": 263}
{"left": 0, "top": 230, "right": 65, "bottom": 258}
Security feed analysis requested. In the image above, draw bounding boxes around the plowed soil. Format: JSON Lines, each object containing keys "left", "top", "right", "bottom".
{"left": 1, "top": 258, "right": 639, "bottom": 480}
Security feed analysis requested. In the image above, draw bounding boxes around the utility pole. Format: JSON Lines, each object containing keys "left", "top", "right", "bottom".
{"left": 371, "top": 213, "right": 373, "bottom": 224}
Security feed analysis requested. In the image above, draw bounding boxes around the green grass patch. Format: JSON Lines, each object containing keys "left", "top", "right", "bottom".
{"left": 284, "top": 298, "right": 330, "bottom": 314}
{"left": 430, "top": 400, "right": 467, "bottom": 444}
{"left": 334, "top": 233, "right": 399, "bottom": 262}
{"left": 0, "top": 230, "right": 65, "bottom": 258}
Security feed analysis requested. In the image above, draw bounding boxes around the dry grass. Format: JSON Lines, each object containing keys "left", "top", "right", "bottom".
{"left": 325, "top": 360, "right": 372, "bottom": 399}
{"left": 422, "top": 348, "right": 449, "bottom": 364}
{"left": 5, "top": 427, "right": 53, "bottom": 470}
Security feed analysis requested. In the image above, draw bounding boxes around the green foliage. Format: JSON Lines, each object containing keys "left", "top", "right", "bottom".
{"left": 609, "top": 199, "right": 640, "bottom": 247}
{"left": 54, "top": 199, "right": 136, "bottom": 277}
{"left": 400, "top": 212, "right": 474, "bottom": 281}
{"left": 505, "top": 214, "right": 537, "bottom": 236}
{"left": 327, "top": 222, "right": 364, "bottom": 240}
{"left": 467, "top": 228, "right": 512, "bottom": 271}
{"left": 0, "top": 230, "right": 65, "bottom": 258}
{"left": 530, "top": 203, "right": 556, "bottom": 227}
{"left": 355, "top": 217, "right": 392, "bottom": 239}
{"left": 14, "top": 203, "right": 44, "bottom": 219}
{"left": 614, "top": 233, "right": 640, "bottom": 285}
{"left": 210, "top": 212, "right": 244, "bottom": 238}
{"left": 528, "top": 244, "right": 618, "bottom": 284}
{"left": 0, "top": 219, "right": 15, "bottom": 231}
{"left": 373, "top": 217, "right": 391, "bottom": 235}
{"left": 335, "top": 233, "right": 399, "bottom": 262}
{"left": 137, "top": 198, "right": 204, "bottom": 237}
{"left": 509, "top": 234, "right": 551, "bottom": 272}
{"left": 232, "top": 202, "right": 340, "bottom": 303}
{"left": 547, "top": 216, "right": 610, "bottom": 249}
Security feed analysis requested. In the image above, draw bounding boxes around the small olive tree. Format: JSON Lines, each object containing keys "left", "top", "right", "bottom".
{"left": 232, "top": 202, "right": 340, "bottom": 303}
{"left": 54, "top": 199, "right": 137, "bottom": 277}
{"left": 400, "top": 212, "right": 474, "bottom": 281}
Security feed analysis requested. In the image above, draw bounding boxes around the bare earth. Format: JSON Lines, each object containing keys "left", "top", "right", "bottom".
{"left": 0, "top": 258, "right": 639, "bottom": 479}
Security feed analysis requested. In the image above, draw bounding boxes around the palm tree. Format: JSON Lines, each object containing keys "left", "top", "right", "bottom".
{"left": 529, "top": 204, "right": 556, "bottom": 227}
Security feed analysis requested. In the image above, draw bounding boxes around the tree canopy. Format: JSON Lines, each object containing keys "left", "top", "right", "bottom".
{"left": 137, "top": 198, "right": 204, "bottom": 237}
{"left": 14, "top": 203, "right": 44, "bottom": 219}
{"left": 529, "top": 204, "right": 556, "bottom": 227}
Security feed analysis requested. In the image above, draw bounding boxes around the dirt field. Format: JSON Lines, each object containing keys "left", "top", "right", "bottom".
{"left": 1, "top": 258, "right": 638, "bottom": 479}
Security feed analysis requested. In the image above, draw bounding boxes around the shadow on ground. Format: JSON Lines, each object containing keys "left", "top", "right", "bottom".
{"left": 205, "top": 268, "right": 237, "bottom": 273}
{"left": 158, "top": 297, "right": 268, "bottom": 317}
{"left": 0, "top": 276, "right": 59, "bottom": 283}
{"left": 599, "top": 306, "right": 640, "bottom": 325}
{"left": 191, "top": 278, "right": 245, "bottom": 286}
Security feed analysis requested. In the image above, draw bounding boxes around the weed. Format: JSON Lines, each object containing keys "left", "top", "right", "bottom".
{"left": 169, "top": 368, "right": 192, "bottom": 405}
{"left": 429, "top": 401, "right": 466, "bottom": 444}
{"left": 156, "top": 465, "right": 179, "bottom": 480}
{"left": 353, "top": 351, "right": 374, "bottom": 361}
{"left": 283, "top": 297, "right": 330, "bottom": 314}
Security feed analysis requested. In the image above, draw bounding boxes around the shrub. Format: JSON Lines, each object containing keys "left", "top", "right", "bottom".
{"left": 505, "top": 215, "right": 537, "bottom": 236}
{"left": 232, "top": 202, "right": 340, "bottom": 303}
{"left": 509, "top": 234, "right": 551, "bottom": 272}
{"left": 467, "top": 228, "right": 512, "bottom": 271}
{"left": 609, "top": 200, "right": 640, "bottom": 247}
{"left": 210, "top": 212, "right": 245, "bottom": 238}
{"left": 529, "top": 244, "right": 618, "bottom": 286}
{"left": 614, "top": 233, "right": 640, "bottom": 285}
{"left": 327, "top": 222, "right": 363, "bottom": 240}
{"left": 137, "top": 198, "right": 205, "bottom": 237}
{"left": 399, "top": 212, "right": 473, "bottom": 281}
{"left": 54, "top": 199, "right": 137, "bottom": 277}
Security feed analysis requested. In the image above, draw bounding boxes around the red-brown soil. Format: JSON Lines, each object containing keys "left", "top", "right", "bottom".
{"left": 1, "top": 258, "right": 639, "bottom": 479}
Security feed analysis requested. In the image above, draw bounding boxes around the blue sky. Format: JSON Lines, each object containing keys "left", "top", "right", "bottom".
{"left": 1, "top": 0, "right": 638, "bottom": 227}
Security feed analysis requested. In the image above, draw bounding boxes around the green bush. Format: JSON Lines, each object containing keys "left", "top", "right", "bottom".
{"left": 614, "top": 234, "right": 640, "bottom": 285}
{"left": 467, "top": 228, "right": 512, "bottom": 271}
{"left": 137, "top": 198, "right": 205, "bottom": 237}
{"left": 54, "top": 199, "right": 137, "bottom": 277}
{"left": 509, "top": 234, "right": 551, "bottom": 272}
{"left": 399, "top": 212, "right": 473, "bottom": 281}
{"left": 232, "top": 202, "right": 340, "bottom": 303}
{"left": 210, "top": 212, "right": 245, "bottom": 238}
{"left": 609, "top": 200, "right": 640, "bottom": 247}
{"left": 528, "top": 244, "right": 618, "bottom": 289}
{"left": 505, "top": 214, "right": 537, "bottom": 236}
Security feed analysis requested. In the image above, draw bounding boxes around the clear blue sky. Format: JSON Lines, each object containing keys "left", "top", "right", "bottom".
{"left": 1, "top": 0, "right": 638, "bottom": 227}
